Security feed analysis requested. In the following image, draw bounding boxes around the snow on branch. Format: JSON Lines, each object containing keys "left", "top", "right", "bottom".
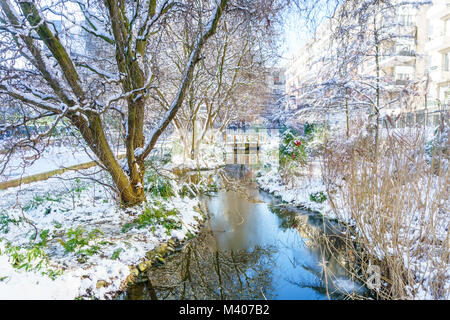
{"left": 136, "top": 0, "right": 229, "bottom": 160}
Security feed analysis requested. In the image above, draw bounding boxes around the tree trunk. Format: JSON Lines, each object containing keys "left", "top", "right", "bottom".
{"left": 72, "top": 114, "right": 145, "bottom": 206}
{"left": 191, "top": 117, "right": 196, "bottom": 160}
{"left": 345, "top": 88, "right": 350, "bottom": 138}
{"left": 0, "top": 0, "right": 228, "bottom": 207}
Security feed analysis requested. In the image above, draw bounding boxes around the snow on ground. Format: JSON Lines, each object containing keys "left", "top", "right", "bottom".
{"left": 256, "top": 161, "right": 336, "bottom": 216}
{"left": 0, "top": 126, "right": 446, "bottom": 300}
{"left": 0, "top": 250, "right": 82, "bottom": 299}
{"left": 0, "top": 167, "right": 204, "bottom": 299}
{"left": 0, "top": 145, "right": 124, "bottom": 181}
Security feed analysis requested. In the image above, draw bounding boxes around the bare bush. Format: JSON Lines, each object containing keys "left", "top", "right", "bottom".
{"left": 321, "top": 117, "right": 449, "bottom": 299}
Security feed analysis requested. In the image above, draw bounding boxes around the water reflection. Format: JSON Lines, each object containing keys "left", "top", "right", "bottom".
{"left": 130, "top": 232, "right": 277, "bottom": 300}
{"left": 121, "top": 165, "right": 367, "bottom": 300}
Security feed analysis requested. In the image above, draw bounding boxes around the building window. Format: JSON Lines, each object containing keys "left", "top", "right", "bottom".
{"left": 273, "top": 73, "right": 280, "bottom": 85}
{"left": 444, "top": 52, "right": 450, "bottom": 72}
{"left": 446, "top": 19, "right": 450, "bottom": 36}
{"left": 399, "top": 14, "right": 414, "bottom": 26}
{"left": 427, "top": 20, "right": 433, "bottom": 40}
{"left": 397, "top": 73, "right": 411, "bottom": 80}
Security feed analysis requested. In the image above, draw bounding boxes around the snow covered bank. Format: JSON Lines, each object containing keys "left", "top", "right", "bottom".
{"left": 256, "top": 161, "right": 336, "bottom": 217}
{"left": 0, "top": 145, "right": 117, "bottom": 181}
{"left": 0, "top": 168, "right": 205, "bottom": 299}
{"left": 256, "top": 125, "right": 449, "bottom": 300}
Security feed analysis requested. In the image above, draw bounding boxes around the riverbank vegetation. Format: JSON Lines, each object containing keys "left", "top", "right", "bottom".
{"left": 0, "top": 163, "right": 207, "bottom": 299}
{"left": 257, "top": 118, "right": 448, "bottom": 299}
{"left": 321, "top": 119, "right": 448, "bottom": 299}
{"left": 0, "top": 0, "right": 448, "bottom": 301}
{"left": 258, "top": 0, "right": 449, "bottom": 300}
{"left": 0, "top": 0, "right": 283, "bottom": 206}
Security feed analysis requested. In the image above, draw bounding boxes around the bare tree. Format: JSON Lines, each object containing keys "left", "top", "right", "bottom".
{"left": 0, "top": 0, "right": 231, "bottom": 205}
{"left": 153, "top": 7, "right": 273, "bottom": 161}
{"left": 291, "top": 0, "right": 430, "bottom": 137}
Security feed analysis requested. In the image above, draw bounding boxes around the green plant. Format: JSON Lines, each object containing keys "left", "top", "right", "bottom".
{"left": 111, "top": 248, "right": 124, "bottom": 260}
{"left": 178, "top": 184, "right": 195, "bottom": 198}
{"left": 144, "top": 172, "right": 175, "bottom": 200}
{"left": 23, "top": 195, "right": 44, "bottom": 211}
{"left": 73, "top": 178, "right": 87, "bottom": 195}
{"left": 59, "top": 226, "right": 103, "bottom": 257}
{"left": 43, "top": 268, "right": 63, "bottom": 280}
{"left": 23, "top": 193, "right": 61, "bottom": 212}
{"left": 303, "top": 122, "right": 327, "bottom": 157}
{"left": 53, "top": 221, "right": 62, "bottom": 229}
{"left": 5, "top": 244, "right": 46, "bottom": 272}
{"left": 197, "top": 177, "right": 218, "bottom": 195}
{"left": 122, "top": 203, "right": 181, "bottom": 236}
{"left": 1, "top": 231, "right": 63, "bottom": 280}
{"left": 185, "top": 231, "right": 195, "bottom": 240}
{"left": 309, "top": 191, "right": 327, "bottom": 203}
{"left": 279, "top": 128, "right": 308, "bottom": 167}
{"left": 35, "top": 229, "right": 50, "bottom": 247}
{"left": 0, "top": 213, "right": 23, "bottom": 234}
{"left": 178, "top": 172, "right": 219, "bottom": 197}
{"left": 303, "top": 122, "right": 317, "bottom": 136}
{"left": 279, "top": 128, "right": 308, "bottom": 187}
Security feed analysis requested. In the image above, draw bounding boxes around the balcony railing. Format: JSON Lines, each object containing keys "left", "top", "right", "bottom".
{"left": 385, "top": 78, "right": 412, "bottom": 86}
{"left": 378, "top": 50, "right": 416, "bottom": 68}
{"left": 382, "top": 49, "right": 416, "bottom": 57}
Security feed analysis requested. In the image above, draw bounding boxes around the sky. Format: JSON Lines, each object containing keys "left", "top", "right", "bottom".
{"left": 10, "top": 0, "right": 334, "bottom": 71}
{"left": 278, "top": 0, "right": 339, "bottom": 65}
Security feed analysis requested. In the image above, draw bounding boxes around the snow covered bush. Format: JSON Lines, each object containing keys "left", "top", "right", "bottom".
{"left": 309, "top": 191, "right": 327, "bottom": 203}
{"left": 279, "top": 128, "right": 308, "bottom": 187}
{"left": 303, "top": 122, "right": 328, "bottom": 157}
{"left": 425, "top": 124, "right": 449, "bottom": 173}
{"left": 322, "top": 121, "right": 449, "bottom": 300}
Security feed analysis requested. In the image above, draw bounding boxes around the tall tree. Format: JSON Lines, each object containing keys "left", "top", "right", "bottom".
{"left": 0, "top": 0, "right": 230, "bottom": 205}
{"left": 154, "top": 9, "right": 272, "bottom": 161}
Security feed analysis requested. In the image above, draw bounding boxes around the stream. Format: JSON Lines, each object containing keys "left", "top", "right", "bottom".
{"left": 120, "top": 164, "right": 367, "bottom": 300}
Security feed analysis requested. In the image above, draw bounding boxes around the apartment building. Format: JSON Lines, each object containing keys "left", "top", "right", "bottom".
{"left": 285, "top": 23, "right": 331, "bottom": 111}
{"left": 261, "top": 67, "right": 286, "bottom": 119}
{"left": 269, "top": 67, "right": 286, "bottom": 103}
{"left": 426, "top": 0, "right": 450, "bottom": 109}
{"left": 285, "top": 0, "right": 450, "bottom": 124}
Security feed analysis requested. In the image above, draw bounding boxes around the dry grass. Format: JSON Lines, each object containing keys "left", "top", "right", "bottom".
{"left": 320, "top": 116, "right": 449, "bottom": 299}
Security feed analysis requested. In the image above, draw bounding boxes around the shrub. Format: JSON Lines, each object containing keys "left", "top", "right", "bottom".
{"left": 304, "top": 122, "right": 328, "bottom": 157}
{"left": 59, "top": 226, "right": 103, "bottom": 257}
{"left": 309, "top": 191, "right": 327, "bottom": 203}
{"left": 122, "top": 203, "right": 181, "bottom": 236}
{"left": 279, "top": 128, "right": 307, "bottom": 167}
{"left": 279, "top": 128, "right": 308, "bottom": 186}
{"left": 322, "top": 121, "right": 449, "bottom": 299}
{"left": 144, "top": 171, "right": 175, "bottom": 200}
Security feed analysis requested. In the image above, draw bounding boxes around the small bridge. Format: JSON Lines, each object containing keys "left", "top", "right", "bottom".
{"left": 223, "top": 129, "right": 276, "bottom": 165}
